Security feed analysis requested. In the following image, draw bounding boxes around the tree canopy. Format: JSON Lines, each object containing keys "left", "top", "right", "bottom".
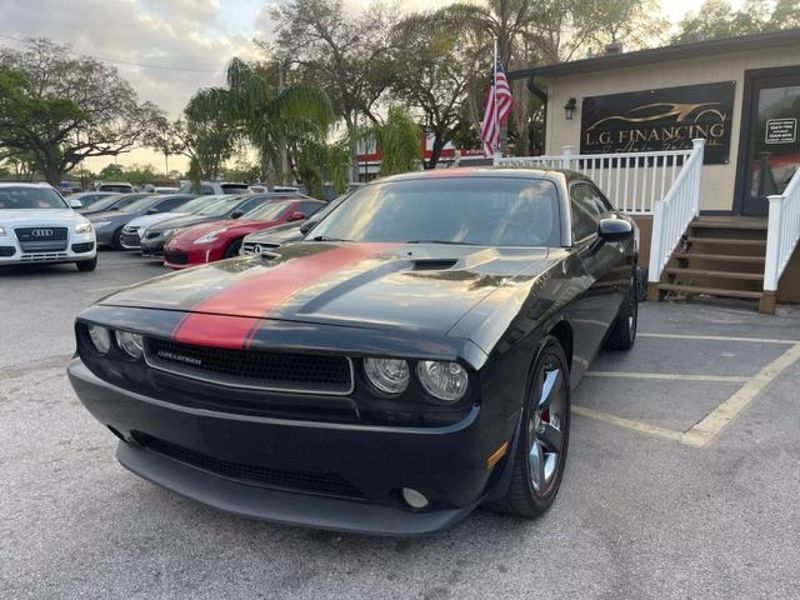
{"left": 0, "top": 39, "right": 161, "bottom": 185}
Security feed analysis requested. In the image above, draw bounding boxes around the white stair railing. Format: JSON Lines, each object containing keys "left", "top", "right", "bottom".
{"left": 647, "top": 138, "right": 706, "bottom": 284}
{"left": 764, "top": 168, "right": 800, "bottom": 293}
{"left": 495, "top": 146, "right": 693, "bottom": 214}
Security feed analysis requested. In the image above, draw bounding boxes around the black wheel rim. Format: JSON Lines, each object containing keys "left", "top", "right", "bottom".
{"left": 528, "top": 352, "right": 567, "bottom": 496}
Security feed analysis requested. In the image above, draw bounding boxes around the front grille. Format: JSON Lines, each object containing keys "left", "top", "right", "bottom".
{"left": 71, "top": 242, "right": 95, "bottom": 253}
{"left": 15, "top": 227, "right": 68, "bottom": 242}
{"left": 15, "top": 227, "right": 69, "bottom": 252}
{"left": 123, "top": 226, "right": 140, "bottom": 234}
{"left": 120, "top": 232, "right": 141, "bottom": 248}
{"left": 20, "top": 252, "right": 69, "bottom": 262}
{"left": 144, "top": 339, "right": 354, "bottom": 395}
{"left": 135, "top": 434, "right": 364, "bottom": 499}
{"left": 0, "top": 246, "right": 15, "bottom": 257}
{"left": 165, "top": 250, "right": 188, "bottom": 265}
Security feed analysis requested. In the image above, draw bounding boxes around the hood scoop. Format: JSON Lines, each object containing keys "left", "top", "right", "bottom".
{"left": 411, "top": 258, "right": 458, "bottom": 271}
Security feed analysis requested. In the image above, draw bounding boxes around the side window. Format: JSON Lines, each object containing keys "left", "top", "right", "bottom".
{"left": 300, "top": 201, "right": 323, "bottom": 216}
{"left": 200, "top": 185, "right": 215, "bottom": 195}
{"left": 156, "top": 197, "right": 185, "bottom": 212}
{"left": 236, "top": 197, "right": 264, "bottom": 214}
{"left": 570, "top": 184, "right": 599, "bottom": 240}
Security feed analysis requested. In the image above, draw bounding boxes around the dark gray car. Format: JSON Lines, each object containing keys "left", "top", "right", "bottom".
{"left": 89, "top": 194, "right": 197, "bottom": 249}
{"left": 78, "top": 193, "right": 152, "bottom": 216}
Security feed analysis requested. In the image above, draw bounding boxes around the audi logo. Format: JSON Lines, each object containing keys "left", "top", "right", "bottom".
{"left": 31, "top": 229, "right": 54, "bottom": 237}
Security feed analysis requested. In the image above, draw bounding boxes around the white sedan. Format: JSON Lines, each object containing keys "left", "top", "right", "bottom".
{"left": 0, "top": 182, "right": 98, "bottom": 271}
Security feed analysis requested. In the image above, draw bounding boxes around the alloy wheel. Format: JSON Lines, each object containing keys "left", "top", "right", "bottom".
{"left": 528, "top": 356, "right": 566, "bottom": 495}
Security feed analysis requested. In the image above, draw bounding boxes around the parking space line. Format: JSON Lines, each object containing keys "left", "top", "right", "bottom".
{"left": 572, "top": 406, "right": 684, "bottom": 443}
{"left": 586, "top": 371, "right": 750, "bottom": 383}
{"left": 639, "top": 332, "right": 799, "bottom": 345}
{"left": 679, "top": 343, "right": 800, "bottom": 448}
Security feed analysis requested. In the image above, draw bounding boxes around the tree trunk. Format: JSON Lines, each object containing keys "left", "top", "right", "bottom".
{"left": 427, "top": 136, "right": 447, "bottom": 170}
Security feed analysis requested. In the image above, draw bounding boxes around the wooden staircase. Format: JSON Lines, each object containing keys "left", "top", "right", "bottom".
{"left": 649, "top": 217, "right": 773, "bottom": 312}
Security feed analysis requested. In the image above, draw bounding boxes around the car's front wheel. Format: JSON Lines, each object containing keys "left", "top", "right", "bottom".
{"left": 223, "top": 239, "right": 243, "bottom": 258}
{"left": 488, "top": 337, "right": 570, "bottom": 518}
{"left": 76, "top": 257, "right": 97, "bottom": 272}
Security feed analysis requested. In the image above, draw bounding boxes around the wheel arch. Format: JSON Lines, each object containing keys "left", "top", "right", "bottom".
{"left": 546, "top": 319, "right": 573, "bottom": 374}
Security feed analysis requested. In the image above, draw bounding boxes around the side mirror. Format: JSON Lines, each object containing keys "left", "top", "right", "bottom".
{"left": 287, "top": 211, "right": 307, "bottom": 222}
{"left": 299, "top": 220, "right": 318, "bottom": 234}
{"left": 68, "top": 198, "right": 83, "bottom": 209}
{"left": 597, "top": 218, "right": 633, "bottom": 242}
{"left": 230, "top": 211, "right": 245, "bottom": 219}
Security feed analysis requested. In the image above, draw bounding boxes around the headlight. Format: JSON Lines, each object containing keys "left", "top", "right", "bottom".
{"left": 115, "top": 331, "right": 143, "bottom": 359}
{"left": 0, "top": 225, "right": 6, "bottom": 236}
{"left": 93, "top": 220, "right": 112, "bottom": 228}
{"left": 364, "top": 358, "right": 410, "bottom": 395}
{"left": 87, "top": 325, "right": 111, "bottom": 354}
{"left": 160, "top": 228, "right": 177, "bottom": 238}
{"left": 416, "top": 361, "right": 468, "bottom": 403}
{"left": 194, "top": 228, "right": 227, "bottom": 244}
{"left": 75, "top": 222, "right": 93, "bottom": 234}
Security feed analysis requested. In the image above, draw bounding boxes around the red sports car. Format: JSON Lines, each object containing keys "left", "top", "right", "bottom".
{"left": 164, "top": 196, "right": 325, "bottom": 269}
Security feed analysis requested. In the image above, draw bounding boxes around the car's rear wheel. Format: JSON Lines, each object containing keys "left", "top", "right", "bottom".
{"left": 487, "top": 337, "right": 570, "bottom": 518}
{"left": 76, "top": 257, "right": 97, "bottom": 272}
{"left": 604, "top": 270, "right": 638, "bottom": 351}
{"left": 224, "top": 239, "right": 243, "bottom": 258}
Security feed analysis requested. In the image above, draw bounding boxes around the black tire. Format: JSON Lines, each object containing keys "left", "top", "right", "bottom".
{"left": 111, "top": 227, "right": 124, "bottom": 250}
{"left": 76, "top": 257, "right": 97, "bottom": 272}
{"left": 604, "top": 270, "right": 639, "bottom": 351}
{"left": 223, "top": 239, "right": 243, "bottom": 258}
{"left": 487, "top": 337, "right": 570, "bottom": 518}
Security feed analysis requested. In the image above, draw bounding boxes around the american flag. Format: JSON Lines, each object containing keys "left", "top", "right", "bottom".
{"left": 480, "top": 62, "right": 513, "bottom": 157}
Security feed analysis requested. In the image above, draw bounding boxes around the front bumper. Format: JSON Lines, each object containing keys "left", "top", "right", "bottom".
{"left": 140, "top": 236, "right": 167, "bottom": 257}
{"left": 68, "top": 357, "right": 518, "bottom": 535}
{"left": 164, "top": 242, "right": 222, "bottom": 269}
{"left": 93, "top": 226, "right": 116, "bottom": 246}
{"left": 120, "top": 230, "right": 142, "bottom": 250}
{"left": 0, "top": 233, "right": 96, "bottom": 265}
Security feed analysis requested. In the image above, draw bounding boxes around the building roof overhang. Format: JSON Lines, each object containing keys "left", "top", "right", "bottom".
{"left": 508, "top": 28, "right": 800, "bottom": 81}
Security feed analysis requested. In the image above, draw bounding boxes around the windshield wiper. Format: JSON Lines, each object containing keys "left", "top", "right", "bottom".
{"left": 405, "top": 239, "right": 480, "bottom": 246}
{"left": 311, "top": 235, "right": 350, "bottom": 242}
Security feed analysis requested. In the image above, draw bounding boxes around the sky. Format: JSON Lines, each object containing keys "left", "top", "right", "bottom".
{"left": 0, "top": 0, "right": 745, "bottom": 176}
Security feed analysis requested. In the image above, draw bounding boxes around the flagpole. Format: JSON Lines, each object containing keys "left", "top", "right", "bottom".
{"left": 493, "top": 36, "right": 499, "bottom": 158}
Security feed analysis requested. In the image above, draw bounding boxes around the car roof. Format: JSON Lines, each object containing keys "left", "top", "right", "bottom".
{"left": 0, "top": 182, "right": 54, "bottom": 188}
{"left": 373, "top": 166, "right": 590, "bottom": 184}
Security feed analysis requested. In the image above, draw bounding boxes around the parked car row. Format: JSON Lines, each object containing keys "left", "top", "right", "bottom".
{"left": 109, "top": 191, "right": 326, "bottom": 269}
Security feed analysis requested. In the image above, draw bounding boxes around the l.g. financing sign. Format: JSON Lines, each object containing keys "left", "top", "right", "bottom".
{"left": 580, "top": 82, "right": 735, "bottom": 164}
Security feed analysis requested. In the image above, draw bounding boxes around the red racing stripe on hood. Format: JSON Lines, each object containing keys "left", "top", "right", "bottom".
{"left": 172, "top": 243, "right": 394, "bottom": 349}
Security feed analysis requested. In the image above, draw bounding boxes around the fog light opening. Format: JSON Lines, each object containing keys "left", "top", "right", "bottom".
{"left": 401, "top": 487, "right": 430, "bottom": 510}
{"left": 107, "top": 425, "right": 127, "bottom": 442}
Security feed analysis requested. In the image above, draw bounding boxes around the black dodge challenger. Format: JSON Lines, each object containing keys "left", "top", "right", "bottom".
{"left": 68, "top": 168, "right": 639, "bottom": 535}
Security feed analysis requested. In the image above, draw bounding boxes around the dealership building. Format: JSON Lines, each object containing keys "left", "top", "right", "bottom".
{"left": 508, "top": 29, "right": 800, "bottom": 310}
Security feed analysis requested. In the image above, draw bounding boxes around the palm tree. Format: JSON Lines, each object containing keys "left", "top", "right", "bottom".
{"left": 366, "top": 107, "right": 422, "bottom": 177}
{"left": 187, "top": 58, "right": 334, "bottom": 185}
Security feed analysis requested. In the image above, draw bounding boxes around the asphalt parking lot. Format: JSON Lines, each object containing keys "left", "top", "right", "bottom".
{"left": 2, "top": 252, "right": 800, "bottom": 600}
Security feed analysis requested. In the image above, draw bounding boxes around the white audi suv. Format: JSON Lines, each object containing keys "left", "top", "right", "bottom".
{"left": 0, "top": 182, "right": 98, "bottom": 271}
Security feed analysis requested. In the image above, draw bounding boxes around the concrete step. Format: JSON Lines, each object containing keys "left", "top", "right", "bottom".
{"left": 663, "top": 267, "right": 764, "bottom": 281}
{"left": 691, "top": 220, "right": 767, "bottom": 231}
{"left": 657, "top": 283, "right": 763, "bottom": 299}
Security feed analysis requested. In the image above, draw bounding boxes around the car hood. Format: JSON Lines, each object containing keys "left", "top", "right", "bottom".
{"left": 89, "top": 211, "right": 131, "bottom": 222}
{"left": 147, "top": 214, "right": 219, "bottom": 233}
{"left": 174, "top": 219, "right": 279, "bottom": 241}
{"left": 127, "top": 212, "right": 188, "bottom": 229}
{"left": 0, "top": 208, "right": 88, "bottom": 226}
{"left": 244, "top": 222, "right": 303, "bottom": 245}
{"left": 101, "top": 242, "right": 553, "bottom": 336}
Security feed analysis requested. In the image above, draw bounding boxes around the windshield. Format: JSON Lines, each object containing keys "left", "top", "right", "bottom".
{"left": 197, "top": 195, "right": 244, "bottom": 216}
{"left": 176, "top": 196, "right": 217, "bottom": 214}
{"left": 242, "top": 199, "right": 294, "bottom": 221}
{"left": 0, "top": 186, "right": 67, "bottom": 210}
{"left": 99, "top": 184, "right": 132, "bottom": 192}
{"left": 308, "top": 177, "right": 561, "bottom": 247}
{"left": 117, "top": 196, "right": 158, "bottom": 214}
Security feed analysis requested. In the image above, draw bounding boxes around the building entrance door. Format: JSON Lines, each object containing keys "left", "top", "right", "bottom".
{"left": 739, "top": 68, "right": 800, "bottom": 216}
